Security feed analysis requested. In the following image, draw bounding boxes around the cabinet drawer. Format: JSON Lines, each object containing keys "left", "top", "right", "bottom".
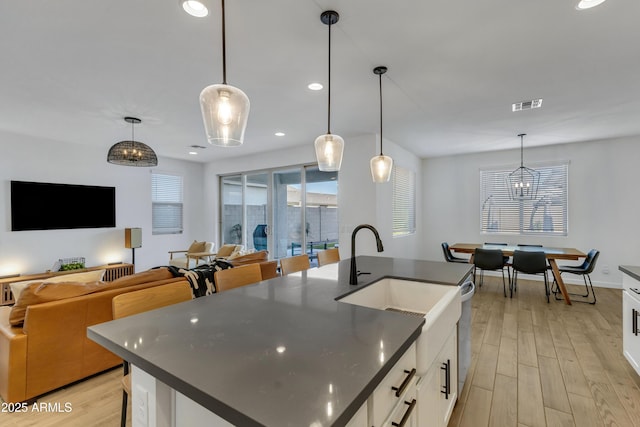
{"left": 382, "top": 377, "right": 417, "bottom": 427}
{"left": 371, "top": 342, "right": 417, "bottom": 426}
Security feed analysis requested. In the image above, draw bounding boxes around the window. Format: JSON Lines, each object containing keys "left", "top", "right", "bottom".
{"left": 480, "top": 162, "right": 568, "bottom": 235}
{"left": 392, "top": 166, "right": 416, "bottom": 237}
{"left": 152, "top": 173, "right": 183, "bottom": 235}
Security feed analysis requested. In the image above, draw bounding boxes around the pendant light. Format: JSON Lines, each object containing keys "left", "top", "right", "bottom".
{"left": 107, "top": 117, "right": 158, "bottom": 167}
{"left": 314, "top": 10, "right": 344, "bottom": 172}
{"left": 370, "top": 66, "right": 393, "bottom": 183}
{"left": 199, "top": 0, "right": 250, "bottom": 147}
{"left": 507, "top": 133, "right": 540, "bottom": 200}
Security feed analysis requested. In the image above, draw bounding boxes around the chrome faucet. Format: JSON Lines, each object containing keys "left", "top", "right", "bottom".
{"left": 349, "top": 224, "right": 384, "bottom": 285}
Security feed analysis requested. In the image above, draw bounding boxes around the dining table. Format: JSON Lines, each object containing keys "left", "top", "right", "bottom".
{"left": 449, "top": 243, "right": 587, "bottom": 305}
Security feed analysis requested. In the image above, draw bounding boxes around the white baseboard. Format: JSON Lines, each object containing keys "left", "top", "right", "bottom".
{"left": 476, "top": 270, "right": 621, "bottom": 289}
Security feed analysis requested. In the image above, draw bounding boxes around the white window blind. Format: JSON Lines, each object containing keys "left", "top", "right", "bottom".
{"left": 152, "top": 173, "right": 183, "bottom": 235}
{"left": 392, "top": 166, "right": 416, "bottom": 237}
{"left": 480, "top": 162, "right": 568, "bottom": 235}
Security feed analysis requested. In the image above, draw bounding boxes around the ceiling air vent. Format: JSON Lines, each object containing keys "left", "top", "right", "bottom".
{"left": 512, "top": 99, "right": 543, "bottom": 112}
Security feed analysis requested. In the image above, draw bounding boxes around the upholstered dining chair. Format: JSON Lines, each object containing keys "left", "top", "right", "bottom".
{"left": 214, "top": 264, "right": 263, "bottom": 292}
{"left": 473, "top": 248, "right": 508, "bottom": 297}
{"left": 441, "top": 242, "right": 468, "bottom": 264}
{"left": 511, "top": 250, "right": 550, "bottom": 302}
{"left": 111, "top": 282, "right": 193, "bottom": 427}
{"left": 280, "top": 254, "right": 311, "bottom": 275}
{"left": 317, "top": 248, "right": 340, "bottom": 267}
{"left": 553, "top": 249, "right": 600, "bottom": 304}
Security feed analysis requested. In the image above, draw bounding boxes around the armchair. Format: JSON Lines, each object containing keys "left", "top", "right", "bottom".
{"left": 168, "top": 241, "right": 216, "bottom": 269}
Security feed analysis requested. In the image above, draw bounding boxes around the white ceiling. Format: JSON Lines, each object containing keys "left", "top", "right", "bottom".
{"left": 1, "top": 0, "right": 638, "bottom": 164}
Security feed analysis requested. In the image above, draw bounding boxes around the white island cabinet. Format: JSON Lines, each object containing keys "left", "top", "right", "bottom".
{"left": 622, "top": 269, "right": 640, "bottom": 376}
{"left": 416, "top": 327, "right": 457, "bottom": 427}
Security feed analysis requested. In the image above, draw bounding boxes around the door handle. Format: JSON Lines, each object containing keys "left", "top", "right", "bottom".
{"left": 441, "top": 359, "right": 451, "bottom": 399}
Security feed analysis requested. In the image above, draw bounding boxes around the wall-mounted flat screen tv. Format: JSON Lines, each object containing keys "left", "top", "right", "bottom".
{"left": 11, "top": 181, "right": 116, "bottom": 231}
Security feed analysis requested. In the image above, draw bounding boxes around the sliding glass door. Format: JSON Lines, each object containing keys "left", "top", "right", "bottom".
{"left": 219, "top": 165, "right": 338, "bottom": 265}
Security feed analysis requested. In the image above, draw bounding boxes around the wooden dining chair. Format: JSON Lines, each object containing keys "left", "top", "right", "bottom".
{"left": 214, "top": 263, "right": 263, "bottom": 292}
{"left": 259, "top": 260, "right": 279, "bottom": 280}
{"left": 112, "top": 282, "right": 193, "bottom": 427}
{"left": 317, "top": 248, "right": 340, "bottom": 267}
{"left": 280, "top": 254, "right": 310, "bottom": 275}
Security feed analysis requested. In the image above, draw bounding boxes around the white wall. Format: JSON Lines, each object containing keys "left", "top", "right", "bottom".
{"left": 204, "top": 135, "right": 423, "bottom": 260}
{"left": 421, "top": 135, "right": 640, "bottom": 288}
{"left": 0, "top": 131, "right": 206, "bottom": 275}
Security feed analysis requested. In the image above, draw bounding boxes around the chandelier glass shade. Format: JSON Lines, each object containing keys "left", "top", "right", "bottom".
{"left": 200, "top": 0, "right": 250, "bottom": 147}
{"left": 507, "top": 133, "right": 540, "bottom": 200}
{"left": 107, "top": 117, "right": 158, "bottom": 167}
{"left": 370, "top": 66, "right": 393, "bottom": 183}
{"left": 314, "top": 10, "right": 344, "bottom": 172}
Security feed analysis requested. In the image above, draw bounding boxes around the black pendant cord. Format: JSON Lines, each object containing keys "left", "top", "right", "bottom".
{"left": 221, "top": 0, "right": 227, "bottom": 85}
{"left": 379, "top": 73, "right": 383, "bottom": 155}
{"left": 327, "top": 20, "right": 332, "bottom": 134}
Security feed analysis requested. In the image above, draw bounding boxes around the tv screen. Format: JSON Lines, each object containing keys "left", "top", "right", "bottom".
{"left": 11, "top": 181, "right": 116, "bottom": 231}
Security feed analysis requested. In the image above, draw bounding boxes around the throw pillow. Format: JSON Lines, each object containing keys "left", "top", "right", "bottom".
{"left": 9, "top": 280, "right": 106, "bottom": 326}
{"left": 188, "top": 240, "right": 206, "bottom": 254}
{"left": 9, "top": 269, "right": 105, "bottom": 302}
{"left": 216, "top": 244, "right": 237, "bottom": 257}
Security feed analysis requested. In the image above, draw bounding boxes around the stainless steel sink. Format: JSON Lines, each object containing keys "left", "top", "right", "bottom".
{"left": 338, "top": 278, "right": 461, "bottom": 374}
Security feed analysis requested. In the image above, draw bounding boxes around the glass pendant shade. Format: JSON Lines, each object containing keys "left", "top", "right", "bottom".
{"left": 314, "top": 133, "right": 344, "bottom": 172}
{"left": 200, "top": 83, "right": 250, "bottom": 147}
{"left": 370, "top": 154, "right": 393, "bottom": 183}
{"left": 107, "top": 117, "right": 158, "bottom": 167}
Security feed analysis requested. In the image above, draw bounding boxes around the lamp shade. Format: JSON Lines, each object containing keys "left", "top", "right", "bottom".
{"left": 107, "top": 141, "right": 158, "bottom": 167}
{"left": 314, "top": 133, "right": 344, "bottom": 172}
{"left": 107, "top": 117, "right": 157, "bottom": 167}
{"left": 200, "top": 83, "right": 250, "bottom": 147}
{"left": 370, "top": 155, "right": 393, "bottom": 183}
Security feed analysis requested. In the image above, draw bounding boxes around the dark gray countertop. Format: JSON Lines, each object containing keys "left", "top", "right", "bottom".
{"left": 88, "top": 256, "right": 472, "bottom": 427}
{"left": 619, "top": 265, "right": 640, "bottom": 281}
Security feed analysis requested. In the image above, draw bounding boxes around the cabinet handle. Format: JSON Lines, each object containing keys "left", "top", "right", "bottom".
{"left": 441, "top": 359, "right": 451, "bottom": 399}
{"left": 391, "top": 368, "right": 416, "bottom": 398}
{"left": 391, "top": 399, "right": 417, "bottom": 427}
{"left": 631, "top": 288, "right": 640, "bottom": 295}
{"left": 634, "top": 308, "right": 639, "bottom": 336}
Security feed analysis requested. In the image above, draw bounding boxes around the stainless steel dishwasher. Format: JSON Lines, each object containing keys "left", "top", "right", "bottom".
{"left": 458, "top": 278, "right": 475, "bottom": 394}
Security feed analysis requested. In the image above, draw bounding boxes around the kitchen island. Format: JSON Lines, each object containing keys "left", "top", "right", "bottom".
{"left": 88, "top": 256, "right": 472, "bottom": 426}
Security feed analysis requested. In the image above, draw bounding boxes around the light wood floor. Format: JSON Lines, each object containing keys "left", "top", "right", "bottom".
{"left": 1, "top": 367, "right": 127, "bottom": 426}
{"left": 2, "top": 278, "right": 638, "bottom": 426}
{"left": 449, "top": 276, "right": 640, "bottom": 427}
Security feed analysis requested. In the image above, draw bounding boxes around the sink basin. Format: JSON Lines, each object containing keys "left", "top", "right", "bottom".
{"left": 338, "top": 278, "right": 461, "bottom": 374}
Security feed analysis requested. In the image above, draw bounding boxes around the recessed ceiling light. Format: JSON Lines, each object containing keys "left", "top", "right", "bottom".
{"left": 512, "top": 98, "right": 543, "bottom": 112}
{"left": 181, "top": 0, "right": 209, "bottom": 17}
{"left": 189, "top": 151, "right": 198, "bottom": 155}
{"left": 275, "top": 132, "right": 285, "bottom": 137}
{"left": 576, "top": 0, "right": 607, "bottom": 10}
{"left": 308, "top": 82, "right": 323, "bottom": 91}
